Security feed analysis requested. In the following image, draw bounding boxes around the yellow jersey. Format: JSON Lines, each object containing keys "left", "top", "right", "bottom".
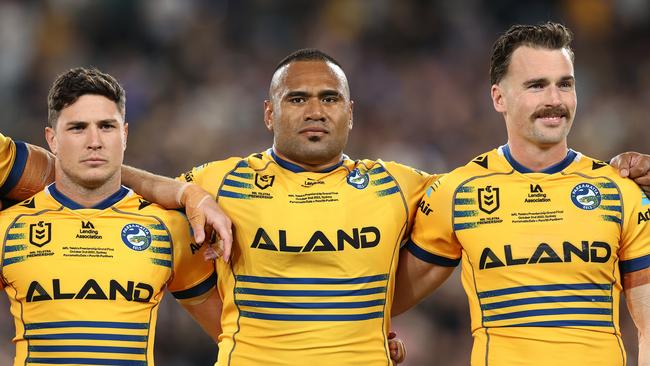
{"left": 0, "top": 133, "right": 28, "bottom": 197}
{"left": 409, "top": 145, "right": 650, "bottom": 365}
{"left": 181, "top": 149, "right": 433, "bottom": 366}
{"left": 0, "top": 184, "right": 216, "bottom": 365}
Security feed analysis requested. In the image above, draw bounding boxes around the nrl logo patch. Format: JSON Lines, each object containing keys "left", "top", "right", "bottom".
{"left": 255, "top": 173, "right": 275, "bottom": 190}
{"left": 347, "top": 168, "right": 369, "bottom": 190}
{"left": 121, "top": 224, "right": 152, "bottom": 251}
{"left": 29, "top": 221, "right": 52, "bottom": 247}
{"left": 478, "top": 186, "right": 500, "bottom": 214}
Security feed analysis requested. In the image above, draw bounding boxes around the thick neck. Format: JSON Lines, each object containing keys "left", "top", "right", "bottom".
{"left": 54, "top": 172, "right": 122, "bottom": 208}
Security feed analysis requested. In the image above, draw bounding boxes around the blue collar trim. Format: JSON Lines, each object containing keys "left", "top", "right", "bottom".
{"left": 502, "top": 144, "right": 577, "bottom": 174}
{"left": 269, "top": 149, "right": 344, "bottom": 173}
{"left": 49, "top": 184, "right": 130, "bottom": 210}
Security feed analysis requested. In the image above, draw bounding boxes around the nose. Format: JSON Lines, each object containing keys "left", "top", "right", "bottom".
{"left": 87, "top": 125, "right": 103, "bottom": 150}
{"left": 546, "top": 85, "right": 562, "bottom": 106}
{"left": 304, "top": 98, "right": 325, "bottom": 121}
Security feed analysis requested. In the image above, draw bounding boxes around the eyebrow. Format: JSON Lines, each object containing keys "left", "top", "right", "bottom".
{"left": 523, "top": 75, "right": 575, "bottom": 87}
{"left": 64, "top": 119, "right": 120, "bottom": 126}
{"left": 285, "top": 89, "right": 343, "bottom": 98}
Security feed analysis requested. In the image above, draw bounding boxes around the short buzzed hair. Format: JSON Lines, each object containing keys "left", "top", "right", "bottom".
{"left": 47, "top": 67, "right": 126, "bottom": 127}
{"left": 490, "top": 22, "right": 574, "bottom": 85}
{"left": 274, "top": 48, "right": 343, "bottom": 73}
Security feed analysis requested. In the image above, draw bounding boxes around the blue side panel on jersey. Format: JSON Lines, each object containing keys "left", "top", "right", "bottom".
{"left": 483, "top": 307, "right": 612, "bottom": 322}
{"left": 219, "top": 190, "right": 250, "bottom": 199}
{"left": 368, "top": 166, "right": 386, "bottom": 175}
{"left": 4, "top": 244, "right": 26, "bottom": 252}
{"left": 239, "top": 310, "right": 383, "bottom": 322}
{"left": 0, "top": 140, "right": 28, "bottom": 196}
{"left": 454, "top": 210, "right": 478, "bottom": 217}
{"left": 509, "top": 320, "right": 613, "bottom": 327}
{"left": 25, "top": 333, "right": 146, "bottom": 342}
{"left": 223, "top": 179, "right": 253, "bottom": 189}
{"left": 376, "top": 186, "right": 400, "bottom": 197}
{"left": 2, "top": 256, "right": 25, "bottom": 266}
{"left": 235, "top": 274, "right": 388, "bottom": 284}
{"left": 598, "top": 182, "right": 616, "bottom": 189}
{"left": 230, "top": 171, "right": 253, "bottom": 179}
{"left": 151, "top": 235, "right": 170, "bottom": 242}
{"left": 235, "top": 299, "right": 386, "bottom": 309}
{"left": 457, "top": 186, "right": 473, "bottom": 193}
{"left": 454, "top": 222, "right": 478, "bottom": 231}
{"left": 235, "top": 287, "right": 386, "bottom": 297}
{"left": 601, "top": 215, "right": 621, "bottom": 224}
{"left": 148, "top": 224, "right": 165, "bottom": 231}
{"left": 26, "top": 358, "right": 146, "bottom": 366}
{"left": 236, "top": 160, "right": 249, "bottom": 168}
{"left": 11, "top": 222, "right": 25, "bottom": 229}
{"left": 28, "top": 345, "right": 146, "bottom": 354}
{"left": 150, "top": 258, "right": 172, "bottom": 268}
{"left": 6, "top": 233, "right": 24, "bottom": 240}
{"left": 371, "top": 176, "right": 394, "bottom": 186}
{"left": 25, "top": 321, "right": 148, "bottom": 330}
{"left": 620, "top": 254, "right": 650, "bottom": 273}
{"left": 481, "top": 295, "right": 612, "bottom": 310}
{"left": 599, "top": 205, "right": 621, "bottom": 212}
{"left": 149, "top": 246, "right": 172, "bottom": 254}
{"left": 602, "top": 194, "right": 621, "bottom": 200}
{"left": 172, "top": 271, "right": 217, "bottom": 300}
{"left": 478, "top": 283, "right": 611, "bottom": 298}
{"left": 405, "top": 240, "right": 460, "bottom": 267}
{"left": 454, "top": 198, "right": 475, "bottom": 205}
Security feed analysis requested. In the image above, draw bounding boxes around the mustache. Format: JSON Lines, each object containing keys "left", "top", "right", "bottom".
{"left": 531, "top": 105, "right": 570, "bottom": 120}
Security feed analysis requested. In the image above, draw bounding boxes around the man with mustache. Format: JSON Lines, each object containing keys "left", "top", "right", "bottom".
{"left": 393, "top": 22, "right": 650, "bottom": 365}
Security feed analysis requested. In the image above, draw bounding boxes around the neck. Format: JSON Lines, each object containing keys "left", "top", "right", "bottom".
{"left": 54, "top": 173, "right": 122, "bottom": 208}
{"left": 272, "top": 147, "right": 342, "bottom": 172}
{"left": 506, "top": 140, "right": 569, "bottom": 172}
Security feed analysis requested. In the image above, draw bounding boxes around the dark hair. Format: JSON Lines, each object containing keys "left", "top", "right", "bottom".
{"left": 490, "top": 22, "right": 574, "bottom": 85}
{"left": 274, "top": 48, "right": 343, "bottom": 72}
{"left": 47, "top": 67, "right": 126, "bottom": 127}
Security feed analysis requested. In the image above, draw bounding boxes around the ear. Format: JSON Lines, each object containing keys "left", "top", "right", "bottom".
{"left": 122, "top": 122, "right": 129, "bottom": 151}
{"left": 491, "top": 84, "right": 507, "bottom": 113}
{"left": 348, "top": 100, "right": 354, "bottom": 130}
{"left": 263, "top": 100, "right": 274, "bottom": 132}
{"left": 45, "top": 126, "right": 57, "bottom": 155}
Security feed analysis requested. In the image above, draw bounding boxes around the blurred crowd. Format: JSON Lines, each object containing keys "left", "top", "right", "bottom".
{"left": 1, "top": 0, "right": 649, "bottom": 365}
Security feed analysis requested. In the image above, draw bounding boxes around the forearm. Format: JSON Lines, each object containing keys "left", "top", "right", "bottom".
{"left": 392, "top": 249, "right": 454, "bottom": 316}
{"left": 121, "top": 165, "right": 183, "bottom": 209}
{"left": 181, "top": 290, "right": 223, "bottom": 342}
{"left": 625, "top": 282, "right": 650, "bottom": 366}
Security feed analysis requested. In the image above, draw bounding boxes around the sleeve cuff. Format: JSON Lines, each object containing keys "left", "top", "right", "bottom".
{"left": 0, "top": 140, "right": 28, "bottom": 196}
{"left": 405, "top": 239, "right": 460, "bottom": 267}
{"left": 172, "top": 270, "right": 217, "bottom": 300}
{"left": 621, "top": 254, "right": 650, "bottom": 274}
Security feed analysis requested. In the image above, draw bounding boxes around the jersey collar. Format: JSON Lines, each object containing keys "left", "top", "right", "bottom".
{"left": 48, "top": 183, "right": 131, "bottom": 210}
{"left": 268, "top": 148, "right": 346, "bottom": 173}
{"left": 500, "top": 144, "right": 578, "bottom": 174}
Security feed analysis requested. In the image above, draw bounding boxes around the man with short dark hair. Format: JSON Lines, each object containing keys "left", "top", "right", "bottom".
{"left": 0, "top": 67, "right": 221, "bottom": 365}
{"left": 394, "top": 22, "right": 650, "bottom": 365}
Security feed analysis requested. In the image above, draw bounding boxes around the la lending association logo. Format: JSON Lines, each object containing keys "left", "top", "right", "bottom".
{"left": 121, "top": 224, "right": 152, "bottom": 251}
{"left": 571, "top": 183, "right": 601, "bottom": 210}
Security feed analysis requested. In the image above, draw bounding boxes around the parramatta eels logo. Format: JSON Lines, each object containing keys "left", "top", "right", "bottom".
{"left": 121, "top": 224, "right": 152, "bottom": 251}
{"left": 347, "top": 168, "right": 369, "bottom": 190}
{"left": 571, "top": 183, "right": 601, "bottom": 210}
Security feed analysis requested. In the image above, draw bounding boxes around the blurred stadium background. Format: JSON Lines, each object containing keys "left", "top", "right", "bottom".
{"left": 1, "top": 0, "right": 649, "bottom": 365}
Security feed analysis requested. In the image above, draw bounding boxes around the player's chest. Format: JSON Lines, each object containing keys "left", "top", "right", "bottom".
{"left": 452, "top": 177, "right": 622, "bottom": 264}
{"left": 1, "top": 214, "right": 173, "bottom": 286}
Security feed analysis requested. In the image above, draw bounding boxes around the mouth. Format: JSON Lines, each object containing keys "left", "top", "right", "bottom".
{"left": 532, "top": 107, "right": 569, "bottom": 126}
{"left": 81, "top": 157, "right": 108, "bottom": 166}
{"left": 299, "top": 127, "right": 329, "bottom": 137}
